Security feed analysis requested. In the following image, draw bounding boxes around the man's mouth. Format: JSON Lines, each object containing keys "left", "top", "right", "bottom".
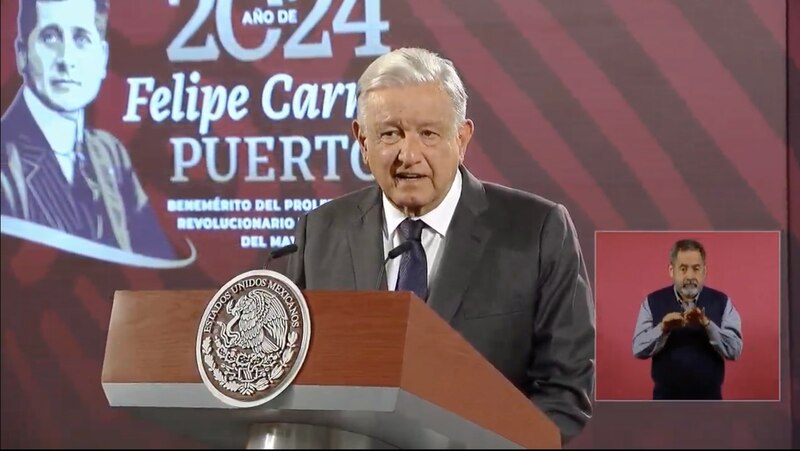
{"left": 52, "top": 79, "right": 80, "bottom": 87}
{"left": 395, "top": 173, "right": 425, "bottom": 180}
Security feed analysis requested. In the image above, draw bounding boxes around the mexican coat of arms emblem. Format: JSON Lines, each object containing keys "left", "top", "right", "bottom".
{"left": 196, "top": 269, "right": 311, "bottom": 407}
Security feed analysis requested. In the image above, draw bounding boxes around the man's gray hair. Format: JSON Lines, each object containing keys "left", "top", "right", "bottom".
{"left": 356, "top": 47, "right": 468, "bottom": 128}
{"left": 670, "top": 239, "right": 707, "bottom": 264}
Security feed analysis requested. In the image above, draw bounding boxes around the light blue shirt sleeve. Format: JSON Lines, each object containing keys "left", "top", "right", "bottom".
{"left": 632, "top": 299, "right": 670, "bottom": 359}
{"left": 704, "top": 297, "right": 743, "bottom": 360}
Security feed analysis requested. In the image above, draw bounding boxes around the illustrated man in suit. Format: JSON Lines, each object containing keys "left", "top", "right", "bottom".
{"left": 0, "top": 0, "right": 175, "bottom": 260}
{"left": 632, "top": 239, "right": 743, "bottom": 400}
{"left": 286, "top": 47, "right": 595, "bottom": 443}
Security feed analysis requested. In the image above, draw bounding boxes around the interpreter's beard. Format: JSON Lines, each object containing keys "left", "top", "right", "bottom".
{"left": 678, "top": 279, "right": 700, "bottom": 299}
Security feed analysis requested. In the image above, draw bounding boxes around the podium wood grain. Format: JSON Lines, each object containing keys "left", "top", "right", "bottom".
{"left": 102, "top": 290, "right": 560, "bottom": 449}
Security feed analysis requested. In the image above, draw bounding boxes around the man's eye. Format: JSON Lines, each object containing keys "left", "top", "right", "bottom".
{"left": 421, "top": 130, "right": 437, "bottom": 137}
{"left": 41, "top": 29, "right": 60, "bottom": 44}
{"left": 75, "top": 33, "right": 92, "bottom": 46}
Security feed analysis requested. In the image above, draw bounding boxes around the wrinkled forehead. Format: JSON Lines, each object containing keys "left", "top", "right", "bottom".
{"left": 33, "top": 0, "right": 100, "bottom": 34}
{"left": 672, "top": 250, "right": 705, "bottom": 267}
{"left": 364, "top": 85, "right": 454, "bottom": 124}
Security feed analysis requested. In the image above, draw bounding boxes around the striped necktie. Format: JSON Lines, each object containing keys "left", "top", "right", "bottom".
{"left": 395, "top": 218, "right": 428, "bottom": 301}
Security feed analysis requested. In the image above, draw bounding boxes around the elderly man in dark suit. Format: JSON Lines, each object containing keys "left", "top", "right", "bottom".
{"left": 286, "top": 47, "right": 595, "bottom": 443}
{"left": 0, "top": 0, "right": 174, "bottom": 260}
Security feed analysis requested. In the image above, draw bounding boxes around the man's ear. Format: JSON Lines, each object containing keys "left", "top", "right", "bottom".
{"left": 100, "top": 40, "right": 109, "bottom": 80}
{"left": 352, "top": 120, "right": 368, "bottom": 165}
{"left": 668, "top": 264, "right": 674, "bottom": 279}
{"left": 457, "top": 119, "right": 474, "bottom": 162}
{"left": 15, "top": 38, "right": 27, "bottom": 77}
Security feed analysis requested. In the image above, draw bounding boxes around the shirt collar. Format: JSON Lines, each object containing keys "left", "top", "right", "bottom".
{"left": 674, "top": 285, "right": 702, "bottom": 305}
{"left": 382, "top": 168, "right": 463, "bottom": 238}
{"left": 23, "top": 86, "right": 84, "bottom": 155}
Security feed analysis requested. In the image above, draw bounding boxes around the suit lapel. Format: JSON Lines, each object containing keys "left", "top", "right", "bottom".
{"left": 18, "top": 128, "right": 62, "bottom": 223}
{"left": 5, "top": 93, "right": 66, "bottom": 221}
{"left": 347, "top": 187, "right": 385, "bottom": 291}
{"left": 83, "top": 133, "right": 131, "bottom": 251}
{"left": 427, "top": 167, "right": 490, "bottom": 323}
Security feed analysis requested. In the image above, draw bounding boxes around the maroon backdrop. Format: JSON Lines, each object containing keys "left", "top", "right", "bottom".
{"left": 789, "top": 0, "right": 800, "bottom": 447}
{"left": 1, "top": 0, "right": 795, "bottom": 448}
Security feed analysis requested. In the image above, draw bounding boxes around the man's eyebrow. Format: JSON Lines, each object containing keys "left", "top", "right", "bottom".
{"left": 418, "top": 120, "right": 446, "bottom": 127}
{"left": 70, "top": 25, "right": 98, "bottom": 37}
{"left": 38, "top": 24, "right": 61, "bottom": 34}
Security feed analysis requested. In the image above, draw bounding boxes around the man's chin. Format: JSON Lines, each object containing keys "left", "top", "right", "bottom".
{"left": 388, "top": 198, "right": 431, "bottom": 217}
{"left": 43, "top": 92, "right": 94, "bottom": 114}
{"left": 681, "top": 288, "right": 699, "bottom": 298}
{"left": 395, "top": 203, "right": 425, "bottom": 216}
{"left": 49, "top": 100, "right": 91, "bottom": 114}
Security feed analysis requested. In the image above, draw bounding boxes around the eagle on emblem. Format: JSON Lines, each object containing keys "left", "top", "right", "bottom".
{"left": 221, "top": 288, "right": 288, "bottom": 354}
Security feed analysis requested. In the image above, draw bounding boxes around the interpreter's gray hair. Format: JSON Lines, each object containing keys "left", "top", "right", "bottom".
{"left": 670, "top": 239, "right": 706, "bottom": 264}
{"left": 356, "top": 47, "right": 468, "bottom": 129}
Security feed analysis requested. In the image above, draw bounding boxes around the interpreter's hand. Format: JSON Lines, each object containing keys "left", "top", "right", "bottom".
{"left": 685, "top": 307, "right": 710, "bottom": 327}
{"left": 660, "top": 311, "right": 686, "bottom": 333}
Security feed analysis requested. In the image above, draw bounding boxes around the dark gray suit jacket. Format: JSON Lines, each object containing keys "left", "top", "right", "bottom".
{"left": 286, "top": 166, "right": 595, "bottom": 442}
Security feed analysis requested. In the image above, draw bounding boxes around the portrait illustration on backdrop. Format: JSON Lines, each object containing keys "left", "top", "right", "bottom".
{"left": 0, "top": 0, "right": 194, "bottom": 268}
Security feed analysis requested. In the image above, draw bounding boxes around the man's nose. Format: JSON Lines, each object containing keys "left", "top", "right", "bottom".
{"left": 56, "top": 40, "right": 79, "bottom": 70}
{"left": 397, "top": 134, "right": 423, "bottom": 165}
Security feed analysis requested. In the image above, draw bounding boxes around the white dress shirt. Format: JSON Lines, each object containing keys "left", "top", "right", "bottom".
{"left": 23, "top": 86, "right": 84, "bottom": 184}
{"left": 382, "top": 169, "right": 462, "bottom": 291}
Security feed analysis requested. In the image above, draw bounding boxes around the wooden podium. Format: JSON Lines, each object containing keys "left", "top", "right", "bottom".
{"left": 101, "top": 289, "right": 560, "bottom": 449}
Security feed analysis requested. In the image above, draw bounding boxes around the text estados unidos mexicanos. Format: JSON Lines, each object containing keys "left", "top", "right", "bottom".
{"left": 167, "top": 198, "right": 330, "bottom": 212}
{"left": 123, "top": 72, "right": 356, "bottom": 135}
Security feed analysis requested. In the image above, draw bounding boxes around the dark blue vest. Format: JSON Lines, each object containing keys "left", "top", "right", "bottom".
{"left": 647, "top": 285, "right": 728, "bottom": 400}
